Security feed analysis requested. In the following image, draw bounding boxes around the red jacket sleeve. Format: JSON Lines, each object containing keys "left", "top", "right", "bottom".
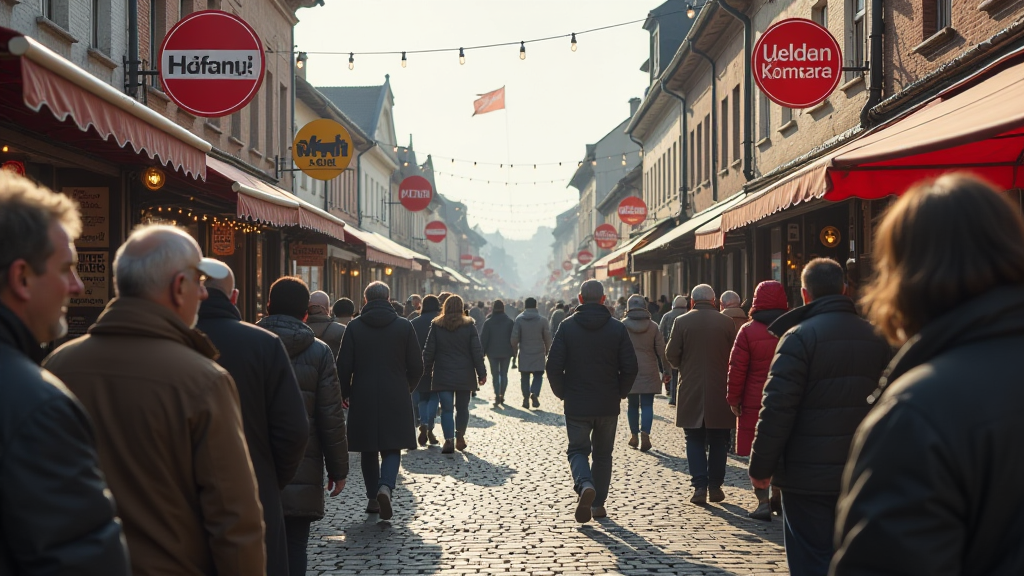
{"left": 726, "top": 325, "right": 751, "bottom": 406}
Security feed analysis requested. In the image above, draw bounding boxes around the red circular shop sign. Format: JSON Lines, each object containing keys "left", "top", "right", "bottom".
{"left": 577, "top": 250, "right": 594, "bottom": 265}
{"left": 472, "top": 257, "right": 485, "bottom": 270}
{"left": 459, "top": 253, "right": 474, "bottom": 266}
{"left": 398, "top": 176, "right": 433, "bottom": 212}
{"left": 158, "top": 10, "right": 266, "bottom": 118}
{"left": 483, "top": 268, "right": 494, "bottom": 277}
{"left": 618, "top": 196, "right": 648, "bottom": 226}
{"left": 425, "top": 221, "right": 447, "bottom": 243}
{"left": 594, "top": 223, "right": 619, "bottom": 250}
{"left": 752, "top": 18, "right": 842, "bottom": 109}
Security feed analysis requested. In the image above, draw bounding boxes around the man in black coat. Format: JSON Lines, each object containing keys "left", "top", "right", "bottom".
{"left": 748, "top": 258, "right": 890, "bottom": 576}
{"left": 411, "top": 295, "right": 441, "bottom": 446}
{"left": 0, "top": 175, "right": 129, "bottom": 574}
{"left": 546, "top": 280, "right": 638, "bottom": 524}
{"left": 337, "top": 281, "right": 423, "bottom": 521}
{"left": 197, "top": 269, "right": 309, "bottom": 576}
{"left": 480, "top": 299, "right": 515, "bottom": 407}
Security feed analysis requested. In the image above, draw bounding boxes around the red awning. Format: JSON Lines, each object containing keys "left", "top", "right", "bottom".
{"left": 826, "top": 48, "right": 1024, "bottom": 199}
{"left": 339, "top": 225, "right": 416, "bottom": 270}
{"left": 2, "top": 28, "right": 210, "bottom": 179}
{"left": 721, "top": 158, "right": 831, "bottom": 234}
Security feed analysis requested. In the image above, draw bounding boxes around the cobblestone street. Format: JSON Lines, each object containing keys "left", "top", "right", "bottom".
{"left": 309, "top": 381, "right": 787, "bottom": 575}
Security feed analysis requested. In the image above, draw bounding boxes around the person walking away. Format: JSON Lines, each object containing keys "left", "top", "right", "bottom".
{"left": 0, "top": 173, "right": 129, "bottom": 574}
{"left": 549, "top": 301, "right": 566, "bottom": 335}
{"left": 44, "top": 225, "right": 264, "bottom": 575}
{"left": 747, "top": 258, "right": 890, "bottom": 576}
{"left": 658, "top": 295, "right": 688, "bottom": 406}
{"left": 257, "top": 277, "right": 348, "bottom": 576}
{"left": 622, "top": 295, "right": 669, "bottom": 452}
{"left": 833, "top": 175, "right": 1024, "bottom": 576}
{"left": 424, "top": 294, "right": 487, "bottom": 452}
{"left": 307, "top": 290, "right": 346, "bottom": 359}
{"left": 511, "top": 297, "right": 552, "bottom": 409}
{"left": 615, "top": 297, "right": 627, "bottom": 319}
{"left": 198, "top": 268, "right": 309, "bottom": 576}
{"left": 333, "top": 297, "right": 356, "bottom": 325}
{"left": 546, "top": 280, "right": 638, "bottom": 523}
{"left": 406, "top": 294, "right": 421, "bottom": 320}
{"left": 480, "top": 299, "right": 514, "bottom": 407}
{"left": 337, "top": 281, "right": 423, "bottom": 521}
{"left": 470, "top": 300, "right": 486, "bottom": 334}
{"left": 720, "top": 291, "right": 749, "bottom": 333}
{"left": 724, "top": 280, "right": 787, "bottom": 521}
{"left": 657, "top": 295, "right": 671, "bottom": 318}
{"left": 410, "top": 295, "right": 441, "bottom": 446}
{"left": 665, "top": 284, "right": 737, "bottom": 505}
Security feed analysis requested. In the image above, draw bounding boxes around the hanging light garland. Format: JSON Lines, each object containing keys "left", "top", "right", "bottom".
{"left": 141, "top": 206, "right": 267, "bottom": 234}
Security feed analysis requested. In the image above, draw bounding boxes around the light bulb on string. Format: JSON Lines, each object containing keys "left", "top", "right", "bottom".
{"left": 686, "top": 4, "right": 696, "bottom": 18}
{"left": 401, "top": 52, "right": 407, "bottom": 68}
{"left": 570, "top": 33, "right": 577, "bottom": 52}
{"left": 348, "top": 53, "right": 354, "bottom": 70}
{"left": 459, "top": 47, "right": 465, "bottom": 65}
{"left": 519, "top": 41, "right": 526, "bottom": 60}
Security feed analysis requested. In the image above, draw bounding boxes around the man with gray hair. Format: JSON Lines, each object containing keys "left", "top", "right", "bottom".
{"left": 44, "top": 225, "right": 266, "bottom": 575}
{"left": 546, "top": 279, "right": 638, "bottom": 523}
{"left": 666, "top": 283, "right": 739, "bottom": 505}
{"left": 0, "top": 172, "right": 129, "bottom": 574}
{"left": 337, "top": 281, "right": 423, "bottom": 521}
{"left": 658, "top": 295, "right": 689, "bottom": 405}
{"left": 720, "top": 290, "right": 748, "bottom": 333}
{"left": 307, "top": 290, "right": 345, "bottom": 358}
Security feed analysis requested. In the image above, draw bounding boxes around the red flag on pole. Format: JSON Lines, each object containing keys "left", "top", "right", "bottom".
{"left": 472, "top": 86, "right": 505, "bottom": 116}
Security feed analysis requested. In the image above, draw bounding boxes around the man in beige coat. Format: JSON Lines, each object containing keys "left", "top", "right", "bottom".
{"left": 44, "top": 225, "right": 266, "bottom": 576}
{"left": 665, "top": 284, "right": 738, "bottom": 505}
{"left": 720, "top": 290, "right": 749, "bottom": 333}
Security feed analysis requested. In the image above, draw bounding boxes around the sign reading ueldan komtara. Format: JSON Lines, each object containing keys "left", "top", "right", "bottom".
{"left": 158, "top": 10, "right": 265, "bottom": 117}
{"left": 752, "top": 18, "right": 842, "bottom": 109}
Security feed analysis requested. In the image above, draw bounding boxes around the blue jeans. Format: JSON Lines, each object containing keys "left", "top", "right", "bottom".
{"left": 520, "top": 371, "right": 543, "bottom": 399}
{"left": 627, "top": 393, "right": 655, "bottom": 434}
{"left": 683, "top": 424, "right": 731, "bottom": 488}
{"left": 565, "top": 415, "right": 617, "bottom": 507}
{"left": 782, "top": 492, "right": 838, "bottom": 576}
{"left": 428, "top": 390, "right": 471, "bottom": 440}
{"left": 668, "top": 369, "right": 679, "bottom": 403}
{"left": 488, "top": 356, "right": 510, "bottom": 397}
{"left": 415, "top": 392, "right": 436, "bottom": 428}
{"left": 360, "top": 450, "right": 401, "bottom": 499}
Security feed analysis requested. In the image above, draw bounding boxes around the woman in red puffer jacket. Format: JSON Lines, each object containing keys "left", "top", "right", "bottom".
{"left": 726, "top": 281, "right": 788, "bottom": 519}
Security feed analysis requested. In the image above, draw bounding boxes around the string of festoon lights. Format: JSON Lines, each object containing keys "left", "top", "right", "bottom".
{"left": 141, "top": 206, "right": 264, "bottom": 234}
{"left": 293, "top": 8, "right": 699, "bottom": 70}
{"left": 397, "top": 149, "right": 644, "bottom": 169}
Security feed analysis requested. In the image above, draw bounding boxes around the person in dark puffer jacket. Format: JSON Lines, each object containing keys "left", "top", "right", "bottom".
{"left": 411, "top": 295, "right": 441, "bottom": 446}
{"left": 423, "top": 294, "right": 487, "bottom": 453}
{"left": 480, "top": 299, "right": 515, "bottom": 407}
{"left": 306, "top": 290, "right": 345, "bottom": 359}
{"left": 748, "top": 259, "right": 890, "bottom": 576}
{"left": 257, "top": 277, "right": 348, "bottom": 576}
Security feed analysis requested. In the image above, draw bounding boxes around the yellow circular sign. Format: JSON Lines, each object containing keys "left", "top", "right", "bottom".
{"left": 292, "top": 119, "right": 353, "bottom": 181}
{"left": 820, "top": 225, "right": 841, "bottom": 248}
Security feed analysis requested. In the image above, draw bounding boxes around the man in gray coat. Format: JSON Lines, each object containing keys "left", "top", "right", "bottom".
{"left": 549, "top": 301, "right": 566, "bottom": 335}
{"left": 511, "top": 297, "right": 552, "bottom": 409}
{"left": 469, "top": 301, "right": 486, "bottom": 335}
{"left": 665, "top": 284, "right": 738, "bottom": 505}
{"left": 658, "top": 295, "right": 689, "bottom": 405}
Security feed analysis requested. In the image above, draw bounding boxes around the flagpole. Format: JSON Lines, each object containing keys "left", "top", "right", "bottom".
{"left": 503, "top": 93, "right": 511, "bottom": 206}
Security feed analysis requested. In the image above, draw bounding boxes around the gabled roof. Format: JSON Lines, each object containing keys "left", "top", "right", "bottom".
{"left": 318, "top": 75, "right": 393, "bottom": 142}
{"left": 294, "top": 76, "right": 373, "bottom": 151}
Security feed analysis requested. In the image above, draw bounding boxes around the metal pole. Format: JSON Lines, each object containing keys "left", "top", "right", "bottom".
{"left": 127, "top": 0, "right": 139, "bottom": 98}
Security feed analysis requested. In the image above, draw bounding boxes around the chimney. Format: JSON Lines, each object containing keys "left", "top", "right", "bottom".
{"left": 629, "top": 97, "right": 641, "bottom": 117}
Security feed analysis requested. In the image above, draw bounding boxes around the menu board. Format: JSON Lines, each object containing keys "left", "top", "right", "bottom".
{"left": 212, "top": 223, "right": 235, "bottom": 256}
{"left": 70, "top": 251, "right": 110, "bottom": 308}
{"left": 64, "top": 187, "right": 109, "bottom": 248}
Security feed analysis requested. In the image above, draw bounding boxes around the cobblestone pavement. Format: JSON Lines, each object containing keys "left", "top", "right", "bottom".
{"left": 309, "top": 381, "right": 787, "bottom": 575}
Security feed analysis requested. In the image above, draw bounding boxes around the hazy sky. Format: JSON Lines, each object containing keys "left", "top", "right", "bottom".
{"left": 296, "top": 0, "right": 664, "bottom": 240}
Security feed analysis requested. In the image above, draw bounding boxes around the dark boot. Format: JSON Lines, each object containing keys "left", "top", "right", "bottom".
{"left": 770, "top": 487, "right": 783, "bottom": 516}
{"left": 748, "top": 487, "right": 772, "bottom": 521}
{"left": 426, "top": 428, "right": 439, "bottom": 445}
{"left": 690, "top": 487, "right": 708, "bottom": 505}
{"left": 441, "top": 439, "right": 454, "bottom": 454}
{"left": 640, "top": 432, "right": 652, "bottom": 452}
{"left": 417, "top": 425, "right": 428, "bottom": 447}
{"left": 456, "top": 431, "right": 467, "bottom": 452}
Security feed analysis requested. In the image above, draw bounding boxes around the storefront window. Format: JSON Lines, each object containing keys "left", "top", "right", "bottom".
{"left": 770, "top": 226, "right": 782, "bottom": 283}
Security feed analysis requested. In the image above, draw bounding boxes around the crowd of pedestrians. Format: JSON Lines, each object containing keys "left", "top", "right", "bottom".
{"left": 4, "top": 170, "right": 1024, "bottom": 575}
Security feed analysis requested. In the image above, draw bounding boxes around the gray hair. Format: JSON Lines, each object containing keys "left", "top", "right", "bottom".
{"left": 579, "top": 279, "right": 604, "bottom": 304}
{"left": 691, "top": 284, "right": 716, "bottom": 303}
{"left": 720, "top": 290, "right": 741, "bottom": 308}
{"left": 204, "top": 262, "right": 235, "bottom": 296}
{"left": 114, "top": 225, "right": 200, "bottom": 298}
{"left": 364, "top": 281, "right": 390, "bottom": 302}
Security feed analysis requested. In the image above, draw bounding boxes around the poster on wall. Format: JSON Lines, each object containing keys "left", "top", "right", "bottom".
{"left": 64, "top": 187, "right": 109, "bottom": 248}
{"left": 211, "top": 223, "right": 236, "bottom": 256}
{"left": 291, "top": 243, "right": 327, "bottom": 267}
{"left": 70, "top": 251, "right": 109, "bottom": 308}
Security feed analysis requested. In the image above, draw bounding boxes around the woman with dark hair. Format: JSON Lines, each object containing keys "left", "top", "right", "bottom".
{"left": 410, "top": 295, "right": 441, "bottom": 446}
{"left": 833, "top": 174, "right": 1024, "bottom": 575}
{"left": 423, "top": 294, "right": 487, "bottom": 453}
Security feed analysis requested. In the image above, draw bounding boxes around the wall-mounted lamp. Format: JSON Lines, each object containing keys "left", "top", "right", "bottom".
{"left": 143, "top": 166, "right": 166, "bottom": 191}
{"left": 352, "top": 269, "right": 360, "bottom": 277}
{"left": 295, "top": 51, "right": 308, "bottom": 69}
{"left": 385, "top": 267, "right": 393, "bottom": 276}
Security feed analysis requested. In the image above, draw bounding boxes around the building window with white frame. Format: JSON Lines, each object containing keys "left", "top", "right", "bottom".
{"left": 848, "top": 0, "right": 866, "bottom": 82}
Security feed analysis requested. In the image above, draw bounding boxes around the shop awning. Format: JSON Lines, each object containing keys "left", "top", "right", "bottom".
{"left": 206, "top": 156, "right": 348, "bottom": 242}
{"left": 2, "top": 29, "right": 210, "bottom": 179}
{"left": 826, "top": 48, "right": 1024, "bottom": 199}
{"left": 442, "top": 266, "right": 471, "bottom": 284}
{"left": 606, "top": 236, "right": 646, "bottom": 277}
{"left": 636, "top": 193, "right": 747, "bottom": 257}
{"left": 694, "top": 216, "right": 728, "bottom": 251}
{"left": 339, "top": 226, "right": 417, "bottom": 270}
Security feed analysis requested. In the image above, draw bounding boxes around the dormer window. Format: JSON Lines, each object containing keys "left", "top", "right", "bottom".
{"left": 652, "top": 29, "right": 661, "bottom": 78}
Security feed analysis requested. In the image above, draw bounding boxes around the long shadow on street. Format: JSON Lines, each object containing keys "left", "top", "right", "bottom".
{"left": 400, "top": 445, "right": 516, "bottom": 487}
{"left": 580, "top": 519, "right": 741, "bottom": 575}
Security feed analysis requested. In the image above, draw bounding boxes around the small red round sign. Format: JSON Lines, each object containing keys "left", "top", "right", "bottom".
{"left": 577, "top": 250, "right": 594, "bottom": 265}
{"left": 398, "top": 176, "right": 433, "bottom": 212}
{"left": 425, "top": 221, "right": 447, "bottom": 243}
{"left": 483, "top": 268, "right": 494, "bottom": 277}
{"left": 472, "top": 257, "right": 485, "bottom": 270}
{"left": 158, "top": 10, "right": 266, "bottom": 118}
{"left": 459, "top": 253, "right": 474, "bottom": 266}
{"left": 594, "top": 224, "right": 619, "bottom": 250}
{"left": 618, "top": 196, "right": 648, "bottom": 226}
{"left": 752, "top": 18, "right": 842, "bottom": 109}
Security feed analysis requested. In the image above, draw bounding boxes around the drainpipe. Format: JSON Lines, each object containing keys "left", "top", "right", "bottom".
{"left": 660, "top": 79, "right": 688, "bottom": 220}
{"left": 716, "top": 0, "right": 754, "bottom": 181}
{"left": 290, "top": 26, "right": 296, "bottom": 194}
{"left": 690, "top": 40, "right": 719, "bottom": 202}
{"left": 861, "top": 0, "right": 884, "bottom": 127}
{"left": 127, "top": 0, "right": 139, "bottom": 98}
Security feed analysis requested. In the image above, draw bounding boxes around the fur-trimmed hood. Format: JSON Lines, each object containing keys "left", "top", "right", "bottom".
{"left": 433, "top": 312, "right": 476, "bottom": 332}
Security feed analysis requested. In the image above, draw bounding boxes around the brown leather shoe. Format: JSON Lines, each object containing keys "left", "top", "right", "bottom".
{"left": 365, "top": 498, "right": 380, "bottom": 514}
{"left": 456, "top": 432, "right": 467, "bottom": 452}
{"left": 576, "top": 486, "right": 596, "bottom": 523}
{"left": 441, "top": 439, "right": 454, "bottom": 454}
{"left": 417, "top": 425, "right": 428, "bottom": 447}
{"left": 628, "top": 433, "right": 639, "bottom": 448}
{"left": 427, "top": 429, "right": 439, "bottom": 445}
{"left": 690, "top": 487, "right": 708, "bottom": 505}
{"left": 640, "top": 432, "right": 652, "bottom": 452}
{"left": 591, "top": 505, "right": 607, "bottom": 519}
{"left": 709, "top": 486, "right": 726, "bottom": 503}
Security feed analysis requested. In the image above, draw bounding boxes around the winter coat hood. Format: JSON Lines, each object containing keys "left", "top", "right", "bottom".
{"left": 768, "top": 294, "right": 855, "bottom": 337}
{"left": 623, "top": 308, "right": 653, "bottom": 333}
{"left": 519, "top": 308, "right": 541, "bottom": 320}
{"left": 357, "top": 299, "right": 401, "bottom": 328}
{"left": 257, "top": 314, "right": 315, "bottom": 358}
{"left": 573, "top": 303, "right": 612, "bottom": 331}
{"left": 750, "top": 281, "right": 788, "bottom": 314}
{"left": 751, "top": 308, "right": 786, "bottom": 326}
{"left": 433, "top": 312, "right": 475, "bottom": 331}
